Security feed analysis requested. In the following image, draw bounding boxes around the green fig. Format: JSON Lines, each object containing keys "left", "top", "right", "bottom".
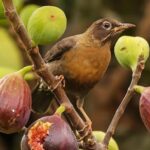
{"left": 27, "top": 6, "right": 67, "bottom": 45}
{"left": 20, "top": 4, "right": 40, "bottom": 28}
{"left": 0, "top": 0, "right": 23, "bottom": 19}
{"left": 93, "top": 131, "right": 119, "bottom": 150}
{"left": 0, "top": 27, "right": 23, "bottom": 70}
{"left": 114, "top": 36, "right": 149, "bottom": 71}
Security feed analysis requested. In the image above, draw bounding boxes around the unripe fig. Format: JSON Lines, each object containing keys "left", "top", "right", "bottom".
{"left": 114, "top": 36, "right": 149, "bottom": 71}
{"left": 135, "top": 86, "right": 150, "bottom": 132}
{"left": 0, "top": 28, "right": 23, "bottom": 70}
{"left": 27, "top": 6, "right": 67, "bottom": 45}
{"left": 20, "top": 4, "right": 40, "bottom": 28}
{"left": 0, "top": 68, "right": 32, "bottom": 134}
{"left": 93, "top": 131, "right": 119, "bottom": 150}
{"left": 21, "top": 114, "right": 78, "bottom": 150}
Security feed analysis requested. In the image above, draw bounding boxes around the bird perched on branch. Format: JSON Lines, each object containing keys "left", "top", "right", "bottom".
{"left": 33, "top": 18, "right": 135, "bottom": 128}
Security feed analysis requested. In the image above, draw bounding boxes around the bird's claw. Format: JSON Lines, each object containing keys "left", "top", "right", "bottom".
{"left": 77, "top": 122, "right": 92, "bottom": 141}
{"left": 50, "top": 75, "right": 65, "bottom": 91}
{"left": 57, "top": 75, "right": 65, "bottom": 88}
{"left": 38, "top": 79, "right": 50, "bottom": 91}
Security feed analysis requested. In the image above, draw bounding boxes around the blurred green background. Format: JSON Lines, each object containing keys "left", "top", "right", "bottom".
{"left": 0, "top": 0, "right": 150, "bottom": 149}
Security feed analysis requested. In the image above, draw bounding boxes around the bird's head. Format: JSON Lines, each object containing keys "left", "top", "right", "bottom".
{"left": 87, "top": 18, "right": 135, "bottom": 44}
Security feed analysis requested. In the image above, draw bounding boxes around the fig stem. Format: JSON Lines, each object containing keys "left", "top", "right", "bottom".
{"left": 18, "top": 65, "right": 33, "bottom": 77}
{"left": 134, "top": 85, "right": 145, "bottom": 94}
{"left": 55, "top": 105, "right": 66, "bottom": 116}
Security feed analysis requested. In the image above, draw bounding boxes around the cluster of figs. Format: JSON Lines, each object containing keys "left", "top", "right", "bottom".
{"left": 0, "top": 66, "right": 119, "bottom": 150}
{"left": 0, "top": 1, "right": 150, "bottom": 149}
{"left": 0, "top": 3, "right": 120, "bottom": 150}
{"left": 0, "top": 4, "right": 77, "bottom": 150}
{"left": 0, "top": 38, "right": 150, "bottom": 150}
{"left": 0, "top": 66, "right": 79, "bottom": 150}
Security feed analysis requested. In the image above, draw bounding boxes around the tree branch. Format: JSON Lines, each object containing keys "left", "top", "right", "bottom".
{"left": 102, "top": 55, "right": 145, "bottom": 149}
{"left": 2, "top": 0, "right": 99, "bottom": 149}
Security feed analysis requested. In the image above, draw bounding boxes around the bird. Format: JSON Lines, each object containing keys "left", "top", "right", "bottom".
{"left": 34, "top": 18, "right": 135, "bottom": 129}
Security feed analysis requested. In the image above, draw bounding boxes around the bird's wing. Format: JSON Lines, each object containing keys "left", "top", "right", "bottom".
{"left": 44, "top": 36, "right": 77, "bottom": 62}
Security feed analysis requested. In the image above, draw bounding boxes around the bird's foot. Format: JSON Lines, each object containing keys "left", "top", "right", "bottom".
{"left": 76, "top": 99, "right": 92, "bottom": 126}
{"left": 77, "top": 121, "right": 92, "bottom": 141}
{"left": 38, "top": 79, "right": 50, "bottom": 91}
{"left": 76, "top": 99, "right": 93, "bottom": 141}
{"left": 50, "top": 75, "right": 65, "bottom": 91}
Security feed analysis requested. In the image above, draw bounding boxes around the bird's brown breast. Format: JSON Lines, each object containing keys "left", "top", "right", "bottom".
{"left": 62, "top": 43, "right": 111, "bottom": 87}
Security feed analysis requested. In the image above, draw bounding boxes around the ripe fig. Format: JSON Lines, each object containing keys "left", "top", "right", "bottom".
{"left": 114, "top": 36, "right": 149, "bottom": 71}
{"left": 27, "top": 6, "right": 67, "bottom": 45}
{"left": 136, "top": 86, "right": 150, "bottom": 132}
{"left": 21, "top": 114, "right": 78, "bottom": 150}
{"left": 93, "top": 131, "right": 119, "bottom": 150}
{"left": 0, "top": 68, "right": 32, "bottom": 134}
{"left": 20, "top": 4, "right": 40, "bottom": 28}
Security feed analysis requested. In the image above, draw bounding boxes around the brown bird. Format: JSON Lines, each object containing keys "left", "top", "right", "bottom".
{"left": 35, "top": 18, "right": 135, "bottom": 127}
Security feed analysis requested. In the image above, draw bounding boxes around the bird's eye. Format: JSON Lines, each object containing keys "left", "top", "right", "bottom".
{"left": 102, "top": 21, "right": 112, "bottom": 30}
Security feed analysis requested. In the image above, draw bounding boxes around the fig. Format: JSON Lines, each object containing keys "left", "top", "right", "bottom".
{"left": 20, "top": 4, "right": 40, "bottom": 28}
{"left": 93, "top": 131, "right": 119, "bottom": 150}
{"left": 0, "top": 67, "right": 32, "bottom": 134}
{"left": 27, "top": 6, "right": 67, "bottom": 45}
{"left": 114, "top": 36, "right": 149, "bottom": 71}
{"left": 0, "top": 0, "right": 23, "bottom": 19}
{"left": 0, "top": 27, "right": 23, "bottom": 70}
{"left": 21, "top": 114, "right": 78, "bottom": 150}
{"left": 135, "top": 86, "right": 150, "bottom": 132}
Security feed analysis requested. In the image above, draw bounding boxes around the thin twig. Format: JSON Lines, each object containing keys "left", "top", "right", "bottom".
{"left": 2, "top": 0, "right": 98, "bottom": 149}
{"left": 102, "top": 55, "right": 145, "bottom": 149}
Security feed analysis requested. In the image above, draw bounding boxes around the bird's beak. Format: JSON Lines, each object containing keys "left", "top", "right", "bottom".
{"left": 114, "top": 23, "right": 136, "bottom": 33}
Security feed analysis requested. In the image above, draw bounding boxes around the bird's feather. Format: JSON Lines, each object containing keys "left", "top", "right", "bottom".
{"left": 44, "top": 36, "right": 76, "bottom": 62}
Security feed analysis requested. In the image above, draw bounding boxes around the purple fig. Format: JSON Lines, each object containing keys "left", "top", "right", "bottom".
{"left": 21, "top": 114, "right": 78, "bottom": 150}
{"left": 0, "top": 71, "right": 32, "bottom": 134}
{"left": 139, "top": 87, "right": 150, "bottom": 132}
